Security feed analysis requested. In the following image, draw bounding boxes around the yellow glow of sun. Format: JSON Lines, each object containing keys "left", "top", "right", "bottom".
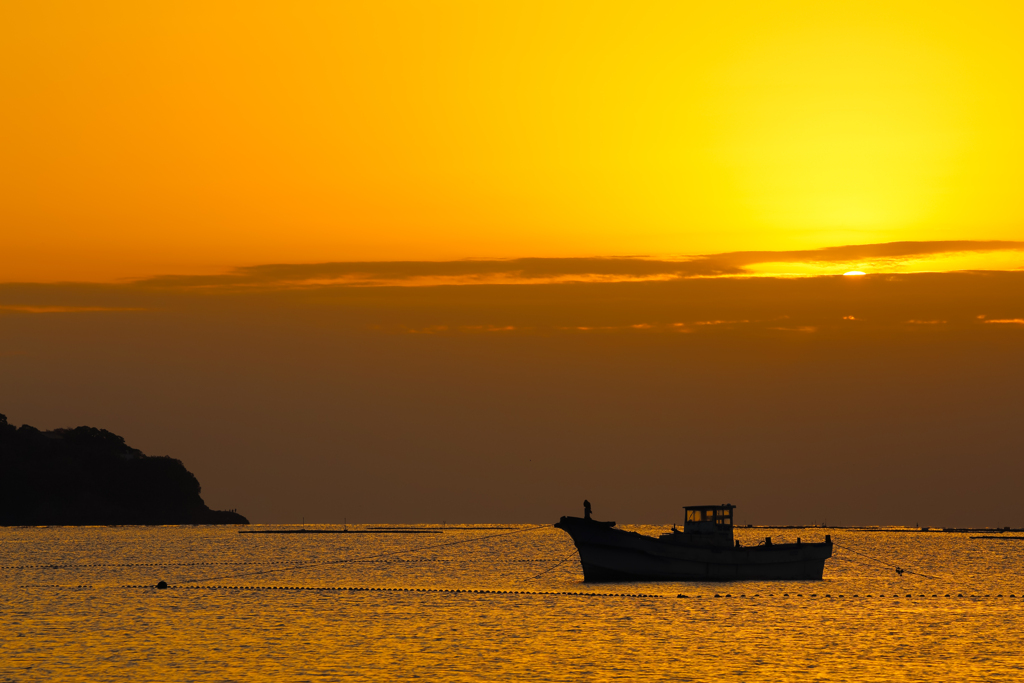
{"left": 844, "top": 271, "right": 867, "bottom": 276}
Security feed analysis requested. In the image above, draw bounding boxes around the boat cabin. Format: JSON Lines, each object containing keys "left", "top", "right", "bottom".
{"left": 684, "top": 504, "right": 734, "bottom": 531}
{"left": 672, "top": 504, "right": 735, "bottom": 547}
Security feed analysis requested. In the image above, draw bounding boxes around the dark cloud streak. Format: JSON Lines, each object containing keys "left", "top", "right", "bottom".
{"left": 706, "top": 239, "right": 1024, "bottom": 268}
{"left": 93, "top": 240, "right": 1024, "bottom": 289}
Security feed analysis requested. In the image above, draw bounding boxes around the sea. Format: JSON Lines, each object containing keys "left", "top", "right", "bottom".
{"left": 2, "top": 524, "right": 1023, "bottom": 682}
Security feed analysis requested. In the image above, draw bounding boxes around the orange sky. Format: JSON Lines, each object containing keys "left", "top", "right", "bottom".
{"left": 3, "top": 1, "right": 1024, "bottom": 281}
{"left": 3, "top": 3, "right": 1024, "bottom": 525}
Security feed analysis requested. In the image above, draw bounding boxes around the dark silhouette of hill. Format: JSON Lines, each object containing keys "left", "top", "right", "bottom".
{"left": 0, "top": 414, "right": 247, "bottom": 525}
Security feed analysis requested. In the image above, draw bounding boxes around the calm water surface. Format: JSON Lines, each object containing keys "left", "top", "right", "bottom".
{"left": 2, "top": 525, "right": 1023, "bottom": 681}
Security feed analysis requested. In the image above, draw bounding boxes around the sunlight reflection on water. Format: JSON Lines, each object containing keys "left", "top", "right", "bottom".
{"left": 2, "top": 525, "right": 1023, "bottom": 681}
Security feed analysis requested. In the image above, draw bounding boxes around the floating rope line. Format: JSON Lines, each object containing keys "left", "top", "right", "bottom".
{"left": 829, "top": 552, "right": 956, "bottom": 585}
{"left": 831, "top": 541, "right": 941, "bottom": 580}
{"left": 830, "top": 553, "right": 893, "bottom": 572}
{"left": 14, "top": 583, "right": 665, "bottom": 598}
{"left": 14, "top": 584, "right": 1024, "bottom": 602}
{"left": 176, "top": 524, "right": 551, "bottom": 586}
{"left": 525, "top": 549, "right": 580, "bottom": 581}
{"left": 831, "top": 545, "right": 995, "bottom": 595}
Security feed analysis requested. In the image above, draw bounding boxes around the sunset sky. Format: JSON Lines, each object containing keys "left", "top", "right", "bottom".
{"left": 2, "top": 2, "right": 1023, "bottom": 525}
{"left": 4, "top": 0, "right": 1024, "bottom": 279}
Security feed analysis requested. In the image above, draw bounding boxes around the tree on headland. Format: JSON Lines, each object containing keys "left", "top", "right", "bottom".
{"left": 0, "top": 413, "right": 248, "bottom": 525}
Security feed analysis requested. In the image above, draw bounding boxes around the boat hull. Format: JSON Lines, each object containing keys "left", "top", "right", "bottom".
{"left": 555, "top": 516, "right": 832, "bottom": 582}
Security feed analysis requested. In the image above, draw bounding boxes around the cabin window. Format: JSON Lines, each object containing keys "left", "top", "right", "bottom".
{"left": 687, "top": 510, "right": 701, "bottom": 522}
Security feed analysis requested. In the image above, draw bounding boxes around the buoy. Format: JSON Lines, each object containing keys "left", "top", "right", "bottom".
{"left": 157, "top": 581, "right": 168, "bottom": 589}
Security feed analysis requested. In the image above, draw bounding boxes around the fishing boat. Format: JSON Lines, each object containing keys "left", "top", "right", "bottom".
{"left": 555, "top": 503, "right": 832, "bottom": 581}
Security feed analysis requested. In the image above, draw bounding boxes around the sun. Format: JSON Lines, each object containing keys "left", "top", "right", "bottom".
{"left": 843, "top": 271, "right": 867, "bottom": 276}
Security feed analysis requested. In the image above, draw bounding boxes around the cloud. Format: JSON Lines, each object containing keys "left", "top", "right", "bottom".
{"left": 0, "top": 243, "right": 1023, "bottom": 335}
{"left": 119, "top": 240, "right": 1024, "bottom": 290}
{"left": 705, "top": 240, "right": 1024, "bottom": 268}
{"left": 136, "top": 256, "right": 737, "bottom": 289}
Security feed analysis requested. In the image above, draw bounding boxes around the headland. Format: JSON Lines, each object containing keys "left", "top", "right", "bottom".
{"left": 0, "top": 413, "right": 248, "bottom": 525}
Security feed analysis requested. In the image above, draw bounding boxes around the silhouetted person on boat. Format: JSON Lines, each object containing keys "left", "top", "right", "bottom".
{"left": 584, "top": 500, "right": 592, "bottom": 521}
